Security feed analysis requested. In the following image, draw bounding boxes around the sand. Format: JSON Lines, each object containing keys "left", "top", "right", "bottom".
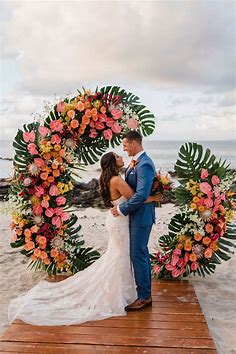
{"left": 0, "top": 200, "right": 235, "bottom": 354}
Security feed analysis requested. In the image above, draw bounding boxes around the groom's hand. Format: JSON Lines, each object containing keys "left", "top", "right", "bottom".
{"left": 111, "top": 206, "right": 119, "bottom": 217}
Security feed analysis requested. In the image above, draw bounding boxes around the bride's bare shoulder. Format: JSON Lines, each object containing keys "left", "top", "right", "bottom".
{"left": 110, "top": 175, "right": 123, "bottom": 185}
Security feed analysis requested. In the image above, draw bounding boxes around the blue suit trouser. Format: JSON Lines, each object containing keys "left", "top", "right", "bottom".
{"left": 129, "top": 224, "right": 153, "bottom": 300}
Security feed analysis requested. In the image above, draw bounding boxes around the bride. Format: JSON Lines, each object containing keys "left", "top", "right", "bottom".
{"left": 8, "top": 152, "right": 159, "bottom": 326}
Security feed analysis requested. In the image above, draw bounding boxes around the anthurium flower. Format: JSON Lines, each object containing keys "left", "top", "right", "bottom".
{"left": 212, "top": 175, "right": 220, "bottom": 185}
{"left": 51, "top": 134, "right": 61, "bottom": 145}
{"left": 23, "top": 130, "right": 35, "bottom": 143}
{"left": 45, "top": 208, "right": 54, "bottom": 218}
{"left": 89, "top": 129, "right": 98, "bottom": 138}
{"left": 27, "top": 143, "right": 38, "bottom": 155}
{"left": 33, "top": 205, "right": 43, "bottom": 215}
{"left": 34, "top": 158, "right": 45, "bottom": 168}
{"left": 95, "top": 121, "right": 105, "bottom": 130}
{"left": 52, "top": 216, "right": 61, "bottom": 228}
{"left": 49, "top": 185, "right": 59, "bottom": 196}
{"left": 200, "top": 182, "right": 212, "bottom": 194}
{"left": 56, "top": 101, "right": 66, "bottom": 113}
{"left": 200, "top": 168, "right": 209, "bottom": 179}
{"left": 127, "top": 118, "right": 138, "bottom": 129}
{"left": 103, "top": 129, "right": 113, "bottom": 140}
{"left": 56, "top": 196, "right": 66, "bottom": 206}
{"left": 111, "top": 122, "right": 122, "bottom": 134}
{"left": 38, "top": 126, "right": 50, "bottom": 137}
{"left": 35, "top": 186, "right": 45, "bottom": 197}
{"left": 41, "top": 199, "right": 49, "bottom": 208}
{"left": 204, "top": 198, "right": 213, "bottom": 208}
{"left": 50, "top": 120, "right": 63, "bottom": 133}
{"left": 111, "top": 109, "right": 123, "bottom": 120}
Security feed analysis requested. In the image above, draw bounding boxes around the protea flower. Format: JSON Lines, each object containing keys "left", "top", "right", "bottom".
{"left": 28, "top": 163, "right": 40, "bottom": 176}
{"left": 200, "top": 209, "right": 212, "bottom": 221}
{"left": 50, "top": 237, "right": 65, "bottom": 250}
{"left": 192, "top": 244, "right": 204, "bottom": 258}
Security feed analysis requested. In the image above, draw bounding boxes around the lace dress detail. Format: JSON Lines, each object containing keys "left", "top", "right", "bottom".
{"left": 8, "top": 196, "right": 136, "bottom": 326}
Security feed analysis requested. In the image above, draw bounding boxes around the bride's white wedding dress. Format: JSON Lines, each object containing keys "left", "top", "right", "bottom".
{"left": 8, "top": 196, "right": 136, "bottom": 326}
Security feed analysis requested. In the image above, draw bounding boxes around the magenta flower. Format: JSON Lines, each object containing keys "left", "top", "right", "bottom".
{"left": 200, "top": 182, "right": 212, "bottom": 194}
{"left": 212, "top": 175, "right": 220, "bottom": 185}
{"left": 201, "top": 168, "right": 209, "bottom": 179}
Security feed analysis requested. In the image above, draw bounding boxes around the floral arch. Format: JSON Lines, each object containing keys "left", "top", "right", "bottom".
{"left": 8, "top": 86, "right": 236, "bottom": 279}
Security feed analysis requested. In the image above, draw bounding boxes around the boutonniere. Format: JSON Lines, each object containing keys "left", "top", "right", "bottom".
{"left": 129, "top": 160, "right": 139, "bottom": 169}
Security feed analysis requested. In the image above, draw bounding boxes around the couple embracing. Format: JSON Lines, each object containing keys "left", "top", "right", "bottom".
{"left": 8, "top": 131, "right": 161, "bottom": 326}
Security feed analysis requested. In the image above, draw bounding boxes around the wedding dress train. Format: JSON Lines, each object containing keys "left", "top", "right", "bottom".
{"left": 8, "top": 196, "right": 136, "bottom": 325}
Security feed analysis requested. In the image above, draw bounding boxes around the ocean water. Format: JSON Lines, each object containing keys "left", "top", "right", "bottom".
{"left": 0, "top": 139, "right": 235, "bottom": 179}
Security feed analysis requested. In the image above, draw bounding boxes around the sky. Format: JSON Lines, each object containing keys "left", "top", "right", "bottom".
{"left": 0, "top": 0, "right": 236, "bottom": 142}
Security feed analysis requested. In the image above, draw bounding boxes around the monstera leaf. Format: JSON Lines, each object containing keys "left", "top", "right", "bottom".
{"left": 175, "top": 142, "right": 230, "bottom": 182}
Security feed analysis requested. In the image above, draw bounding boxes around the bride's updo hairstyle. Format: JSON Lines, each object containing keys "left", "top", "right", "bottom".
{"left": 99, "top": 152, "right": 119, "bottom": 207}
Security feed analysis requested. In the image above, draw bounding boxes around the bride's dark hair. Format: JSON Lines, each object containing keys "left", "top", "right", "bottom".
{"left": 99, "top": 152, "right": 119, "bottom": 207}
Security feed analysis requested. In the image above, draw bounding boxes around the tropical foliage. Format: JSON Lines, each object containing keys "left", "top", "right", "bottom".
{"left": 151, "top": 142, "right": 236, "bottom": 278}
{"left": 8, "top": 86, "right": 155, "bottom": 275}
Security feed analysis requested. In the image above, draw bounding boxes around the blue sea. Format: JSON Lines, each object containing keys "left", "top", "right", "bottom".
{"left": 0, "top": 139, "right": 235, "bottom": 179}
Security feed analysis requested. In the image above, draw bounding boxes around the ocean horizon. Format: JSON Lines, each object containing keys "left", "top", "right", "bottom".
{"left": 0, "top": 139, "right": 235, "bottom": 179}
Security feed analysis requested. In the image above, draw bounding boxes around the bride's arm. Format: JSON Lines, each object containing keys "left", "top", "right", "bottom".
{"left": 110, "top": 176, "right": 162, "bottom": 203}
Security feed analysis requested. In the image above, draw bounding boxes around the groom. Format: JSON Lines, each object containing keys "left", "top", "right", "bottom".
{"left": 111, "top": 131, "right": 156, "bottom": 311}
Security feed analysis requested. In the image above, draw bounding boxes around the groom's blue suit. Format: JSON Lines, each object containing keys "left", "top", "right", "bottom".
{"left": 119, "top": 152, "right": 155, "bottom": 300}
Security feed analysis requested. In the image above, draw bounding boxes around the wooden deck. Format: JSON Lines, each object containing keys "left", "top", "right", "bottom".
{"left": 0, "top": 279, "right": 216, "bottom": 353}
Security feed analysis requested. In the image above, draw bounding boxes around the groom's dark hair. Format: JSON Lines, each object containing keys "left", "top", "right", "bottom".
{"left": 123, "top": 131, "right": 142, "bottom": 144}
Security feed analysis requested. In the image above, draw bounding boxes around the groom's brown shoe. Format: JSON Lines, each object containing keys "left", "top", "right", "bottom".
{"left": 125, "top": 297, "right": 152, "bottom": 311}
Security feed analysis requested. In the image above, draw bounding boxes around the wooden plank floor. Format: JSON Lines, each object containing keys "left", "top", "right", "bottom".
{"left": 0, "top": 279, "right": 216, "bottom": 353}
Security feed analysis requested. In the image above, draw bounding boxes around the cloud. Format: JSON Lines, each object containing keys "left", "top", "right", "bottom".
{"left": 218, "top": 91, "right": 236, "bottom": 107}
{"left": 2, "top": 0, "right": 236, "bottom": 96}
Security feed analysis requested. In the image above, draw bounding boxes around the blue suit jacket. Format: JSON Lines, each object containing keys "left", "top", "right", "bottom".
{"left": 119, "top": 152, "right": 156, "bottom": 227}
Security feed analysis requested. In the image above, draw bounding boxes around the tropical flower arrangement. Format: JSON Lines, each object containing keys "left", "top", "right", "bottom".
{"left": 151, "top": 171, "right": 174, "bottom": 206}
{"left": 7, "top": 86, "right": 155, "bottom": 275}
{"left": 151, "top": 142, "right": 236, "bottom": 278}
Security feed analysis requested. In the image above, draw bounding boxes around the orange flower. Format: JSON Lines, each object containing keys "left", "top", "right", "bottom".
{"left": 92, "top": 115, "right": 98, "bottom": 121}
{"left": 84, "top": 100, "right": 91, "bottom": 109}
{"left": 70, "top": 119, "right": 79, "bottom": 129}
{"left": 16, "top": 228, "right": 23, "bottom": 236}
{"left": 202, "top": 236, "right": 211, "bottom": 245}
{"left": 24, "top": 229, "right": 32, "bottom": 237}
{"left": 54, "top": 144, "right": 61, "bottom": 151}
{"left": 56, "top": 157, "right": 63, "bottom": 164}
{"left": 44, "top": 258, "right": 51, "bottom": 265}
{"left": 43, "top": 181, "right": 50, "bottom": 188}
{"left": 47, "top": 176, "right": 55, "bottom": 183}
{"left": 34, "top": 248, "right": 41, "bottom": 257}
{"left": 204, "top": 248, "right": 213, "bottom": 258}
{"left": 80, "top": 122, "right": 87, "bottom": 129}
{"left": 75, "top": 101, "right": 85, "bottom": 112}
{"left": 10, "top": 222, "right": 16, "bottom": 230}
{"left": 43, "top": 153, "right": 51, "bottom": 160}
{"left": 40, "top": 172, "right": 49, "bottom": 180}
{"left": 27, "top": 241, "right": 35, "bottom": 250}
{"left": 91, "top": 108, "right": 97, "bottom": 116}
{"left": 24, "top": 244, "right": 30, "bottom": 251}
{"left": 59, "top": 149, "right": 65, "bottom": 157}
{"left": 53, "top": 169, "right": 60, "bottom": 177}
{"left": 205, "top": 223, "right": 214, "bottom": 233}
{"left": 194, "top": 233, "right": 202, "bottom": 241}
{"left": 82, "top": 115, "right": 90, "bottom": 125}
{"left": 51, "top": 163, "right": 58, "bottom": 170}
{"left": 19, "top": 221, "right": 25, "bottom": 228}
{"left": 209, "top": 242, "right": 219, "bottom": 251}
{"left": 40, "top": 251, "right": 47, "bottom": 260}
{"left": 67, "top": 110, "right": 75, "bottom": 119}
{"left": 100, "top": 106, "right": 106, "bottom": 114}
{"left": 43, "top": 195, "right": 50, "bottom": 201}
{"left": 30, "top": 225, "right": 40, "bottom": 233}
{"left": 198, "top": 205, "right": 205, "bottom": 212}
{"left": 50, "top": 249, "right": 59, "bottom": 258}
{"left": 31, "top": 255, "right": 38, "bottom": 261}
{"left": 189, "top": 253, "right": 197, "bottom": 262}
{"left": 79, "top": 127, "right": 85, "bottom": 135}
{"left": 184, "top": 243, "right": 192, "bottom": 252}
{"left": 13, "top": 235, "right": 18, "bottom": 241}
{"left": 190, "top": 203, "right": 197, "bottom": 209}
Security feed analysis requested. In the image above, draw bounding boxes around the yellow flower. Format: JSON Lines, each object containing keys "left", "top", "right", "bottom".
{"left": 198, "top": 205, "right": 205, "bottom": 212}
{"left": 178, "top": 234, "right": 187, "bottom": 243}
{"left": 160, "top": 176, "right": 169, "bottom": 185}
{"left": 226, "top": 210, "right": 234, "bottom": 222}
{"left": 190, "top": 179, "right": 197, "bottom": 185}
{"left": 30, "top": 196, "right": 41, "bottom": 205}
{"left": 198, "top": 192, "right": 204, "bottom": 198}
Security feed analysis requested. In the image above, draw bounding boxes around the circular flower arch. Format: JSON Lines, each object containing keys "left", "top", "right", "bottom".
{"left": 9, "top": 86, "right": 155, "bottom": 275}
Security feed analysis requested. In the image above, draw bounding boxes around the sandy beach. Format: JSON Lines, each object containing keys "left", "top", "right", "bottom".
{"left": 0, "top": 186, "right": 236, "bottom": 354}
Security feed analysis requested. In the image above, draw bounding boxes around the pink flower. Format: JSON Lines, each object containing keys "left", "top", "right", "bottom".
{"left": 89, "top": 129, "right": 98, "bottom": 138}
{"left": 173, "top": 248, "right": 181, "bottom": 256}
{"left": 111, "top": 122, "right": 122, "bottom": 134}
{"left": 214, "top": 186, "right": 220, "bottom": 197}
{"left": 212, "top": 175, "right": 220, "bottom": 185}
{"left": 38, "top": 126, "right": 50, "bottom": 137}
{"left": 23, "top": 130, "right": 35, "bottom": 143}
{"left": 41, "top": 200, "right": 49, "bottom": 208}
{"left": 35, "top": 186, "right": 45, "bottom": 197}
{"left": 153, "top": 264, "right": 160, "bottom": 275}
{"left": 184, "top": 253, "right": 189, "bottom": 265}
{"left": 171, "top": 253, "right": 179, "bottom": 266}
{"left": 45, "top": 208, "right": 54, "bottom": 218}
{"left": 51, "top": 134, "right": 61, "bottom": 144}
{"left": 56, "top": 101, "right": 66, "bottom": 113}
{"left": 200, "top": 182, "right": 212, "bottom": 195}
{"left": 172, "top": 268, "right": 181, "bottom": 278}
{"left": 190, "top": 262, "right": 199, "bottom": 271}
{"left": 56, "top": 196, "right": 66, "bottom": 206}
{"left": 221, "top": 193, "right": 226, "bottom": 201}
{"left": 98, "top": 113, "right": 107, "bottom": 122}
{"left": 52, "top": 216, "right": 61, "bottom": 228}
{"left": 127, "top": 118, "right": 138, "bottom": 130}
{"left": 111, "top": 109, "right": 123, "bottom": 120}
{"left": 49, "top": 185, "right": 59, "bottom": 196}
{"left": 54, "top": 207, "right": 63, "bottom": 215}
{"left": 105, "top": 117, "right": 115, "bottom": 127}
{"left": 204, "top": 198, "right": 213, "bottom": 208}
{"left": 214, "top": 196, "right": 222, "bottom": 207}
{"left": 201, "top": 168, "right": 209, "bottom": 179}
{"left": 165, "top": 264, "right": 174, "bottom": 271}
{"left": 33, "top": 205, "right": 43, "bottom": 215}
{"left": 27, "top": 143, "right": 38, "bottom": 155}
{"left": 34, "top": 158, "right": 45, "bottom": 168}
{"left": 61, "top": 212, "right": 70, "bottom": 221}
{"left": 103, "top": 129, "right": 113, "bottom": 140}
{"left": 177, "top": 258, "right": 185, "bottom": 268}
{"left": 50, "top": 120, "right": 63, "bottom": 133}
{"left": 95, "top": 122, "right": 105, "bottom": 130}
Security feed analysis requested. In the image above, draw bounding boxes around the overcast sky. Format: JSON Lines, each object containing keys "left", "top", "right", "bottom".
{"left": 0, "top": 0, "right": 236, "bottom": 142}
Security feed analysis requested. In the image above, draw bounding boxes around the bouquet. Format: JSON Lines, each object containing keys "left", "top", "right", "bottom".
{"left": 152, "top": 171, "right": 174, "bottom": 206}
